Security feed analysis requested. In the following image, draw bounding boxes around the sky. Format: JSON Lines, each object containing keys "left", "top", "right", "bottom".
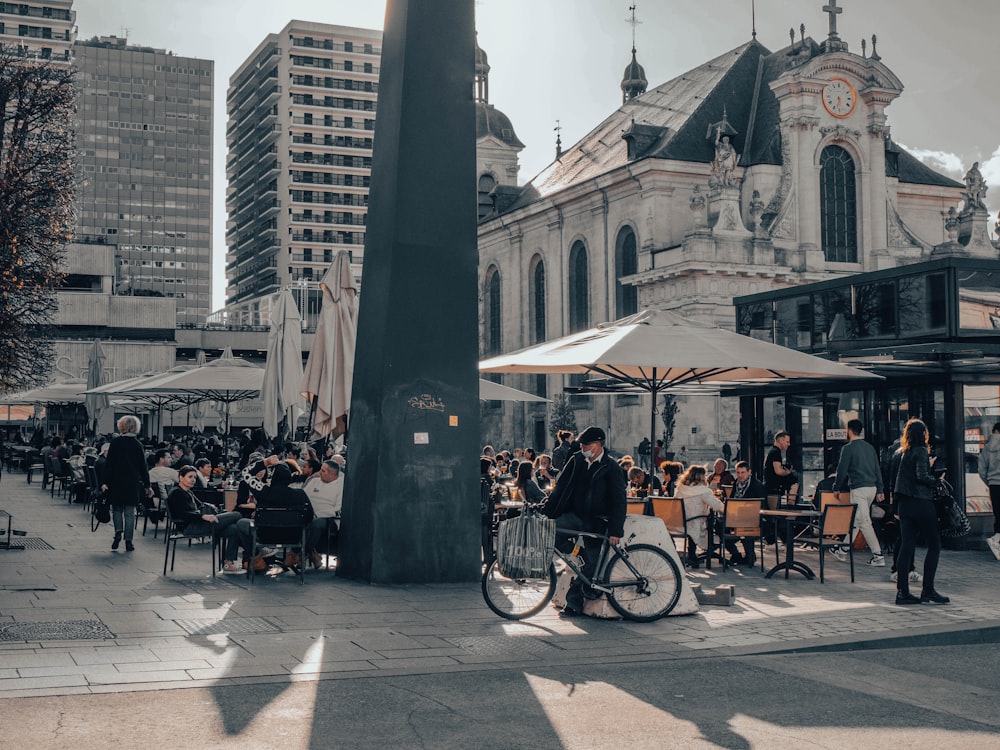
{"left": 73, "top": 0, "right": 1000, "bottom": 311}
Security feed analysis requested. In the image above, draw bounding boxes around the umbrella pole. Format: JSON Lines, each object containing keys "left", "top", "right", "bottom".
{"left": 650, "top": 369, "right": 658, "bottom": 476}
{"left": 305, "top": 394, "right": 317, "bottom": 438}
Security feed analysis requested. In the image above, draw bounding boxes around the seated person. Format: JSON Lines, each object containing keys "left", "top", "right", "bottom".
{"left": 811, "top": 463, "right": 838, "bottom": 507}
{"left": 618, "top": 454, "right": 635, "bottom": 475}
{"left": 194, "top": 458, "right": 214, "bottom": 489}
{"left": 674, "top": 464, "right": 724, "bottom": 568}
{"left": 706, "top": 458, "right": 735, "bottom": 493}
{"left": 166, "top": 465, "right": 246, "bottom": 575}
{"left": 513, "top": 460, "right": 546, "bottom": 505}
{"left": 659, "top": 460, "right": 683, "bottom": 497}
{"left": 304, "top": 460, "right": 343, "bottom": 566}
{"left": 292, "top": 457, "right": 322, "bottom": 488}
{"left": 721, "top": 460, "right": 767, "bottom": 565}
{"left": 627, "top": 466, "right": 662, "bottom": 497}
{"left": 533, "top": 453, "right": 559, "bottom": 490}
{"left": 238, "top": 463, "right": 315, "bottom": 568}
{"left": 148, "top": 450, "right": 179, "bottom": 492}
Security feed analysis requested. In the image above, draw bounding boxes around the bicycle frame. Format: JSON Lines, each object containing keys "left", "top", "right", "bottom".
{"left": 553, "top": 527, "right": 648, "bottom": 595}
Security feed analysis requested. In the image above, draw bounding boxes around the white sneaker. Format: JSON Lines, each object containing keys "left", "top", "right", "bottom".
{"left": 867, "top": 554, "right": 886, "bottom": 567}
{"left": 987, "top": 535, "right": 1000, "bottom": 561}
{"left": 891, "top": 570, "right": 922, "bottom": 583}
{"left": 830, "top": 548, "right": 850, "bottom": 563}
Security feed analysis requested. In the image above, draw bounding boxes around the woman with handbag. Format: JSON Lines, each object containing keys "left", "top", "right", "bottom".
{"left": 167, "top": 465, "right": 246, "bottom": 574}
{"left": 893, "top": 418, "right": 949, "bottom": 605}
{"left": 102, "top": 415, "right": 151, "bottom": 552}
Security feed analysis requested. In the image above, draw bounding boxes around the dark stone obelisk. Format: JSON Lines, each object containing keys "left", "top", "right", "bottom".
{"left": 338, "top": 0, "right": 481, "bottom": 583}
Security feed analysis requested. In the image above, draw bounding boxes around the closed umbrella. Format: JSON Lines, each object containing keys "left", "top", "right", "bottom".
{"left": 189, "top": 351, "right": 214, "bottom": 433}
{"left": 84, "top": 340, "right": 110, "bottom": 435}
{"left": 301, "top": 250, "right": 358, "bottom": 440}
{"left": 261, "top": 289, "right": 304, "bottom": 441}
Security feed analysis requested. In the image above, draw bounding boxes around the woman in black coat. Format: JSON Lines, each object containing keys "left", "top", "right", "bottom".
{"left": 102, "top": 415, "right": 151, "bottom": 552}
{"left": 893, "top": 418, "right": 948, "bottom": 606}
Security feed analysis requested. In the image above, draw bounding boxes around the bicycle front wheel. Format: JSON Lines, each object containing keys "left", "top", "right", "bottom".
{"left": 605, "top": 543, "right": 681, "bottom": 622}
{"left": 482, "top": 559, "right": 556, "bottom": 620}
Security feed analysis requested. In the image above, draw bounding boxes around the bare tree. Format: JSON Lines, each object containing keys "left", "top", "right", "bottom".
{"left": 0, "top": 47, "right": 75, "bottom": 393}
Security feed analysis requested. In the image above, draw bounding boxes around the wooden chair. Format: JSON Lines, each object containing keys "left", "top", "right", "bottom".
{"left": 651, "top": 496, "right": 688, "bottom": 551}
{"left": 718, "top": 498, "right": 765, "bottom": 572}
{"left": 800, "top": 503, "right": 857, "bottom": 583}
{"left": 249, "top": 507, "right": 310, "bottom": 584}
{"left": 626, "top": 499, "right": 651, "bottom": 516}
{"left": 819, "top": 491, "right": 849, "bottom": 510}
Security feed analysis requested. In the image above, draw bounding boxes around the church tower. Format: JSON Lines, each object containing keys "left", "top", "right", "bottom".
{"left": 475, "top": 37, "right": 524, "bottom": 219}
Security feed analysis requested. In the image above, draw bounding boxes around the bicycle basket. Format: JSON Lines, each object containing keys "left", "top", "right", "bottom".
{"left": 495, "top": 513, "right": 556, "bottom": 578}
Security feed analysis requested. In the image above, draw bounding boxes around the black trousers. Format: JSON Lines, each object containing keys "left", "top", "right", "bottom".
{"left": 990, "top": 485, "right": 1000, "bottom": 535}
{"left": 894, "top": 494, "right": 940, "bottom": 595}
{"left": 556, "top": 511, "right": 604, "bottom": 611}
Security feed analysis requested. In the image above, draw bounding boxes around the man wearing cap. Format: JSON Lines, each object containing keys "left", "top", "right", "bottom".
{"left": 544, "top": 425, "right": 626, "bottom": 616}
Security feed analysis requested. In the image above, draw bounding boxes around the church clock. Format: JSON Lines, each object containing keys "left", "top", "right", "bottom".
{"left": 822, "top": 77, "right": 857, "bottom": 118}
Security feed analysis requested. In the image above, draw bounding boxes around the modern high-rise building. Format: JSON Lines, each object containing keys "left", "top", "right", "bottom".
{"left": 224, "top": 21, "right": 380, "bottom": 327}
{"left": 0, "top": 0, "right": 75, "bottom": 62}
{"left": 74, "top": 35, "right": 214, "bottom": 325}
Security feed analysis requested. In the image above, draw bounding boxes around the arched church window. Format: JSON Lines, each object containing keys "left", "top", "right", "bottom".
{"left": 529, "top": 256, "right": 546, "bottom": 344}
{"left": 477, "top": 173, "right": 497, "bottom": 220}
{"left": 568, "top": 241, "right": 589, "bottom": 332}
{"left": 485, "top": 265, "right": 501, "bottom": 355}
{"left": 615, "top": 227, "right": 638, "bottom": 318}
{"left": 820, "top": 145, "right": 858, "bottom": 263}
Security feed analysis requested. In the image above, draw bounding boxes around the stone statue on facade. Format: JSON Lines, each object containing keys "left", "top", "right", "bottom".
{"left": 710, "top": 131, "right": 738, "bottom": 188}
{"left": 963, "top": 161, "right": 987, "bottom": 211}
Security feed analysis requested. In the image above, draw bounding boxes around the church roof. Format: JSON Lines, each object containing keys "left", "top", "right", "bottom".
{"left": 887, "top": 141, "right": 964, "bottom": 188}
{"left": 526, "top": 37, "right": 961, "bottom": 202}
{"left": 476, "top": 101, "right": 525, "bottom": 149}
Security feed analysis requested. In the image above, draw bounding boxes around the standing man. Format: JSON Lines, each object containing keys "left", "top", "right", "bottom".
{"left": 978, "top": 422, "right": 1000, "bottom": 560}
{"left": 543, "top": 426, "right": 626, "bottom": 617}
{"left": 763, "top": 430, "right": 799, "bottom": 500}
{"left": 833, "top": 419, "right": 886, "bottom": 567}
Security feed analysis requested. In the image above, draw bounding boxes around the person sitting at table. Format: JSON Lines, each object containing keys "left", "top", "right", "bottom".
{"left": 148, "top": 450, "right": 179, "bottom": 488}
{"left": 674, "top": 464, "right": 724, "bottom": 568}
{"left": 533, "top": 453, "right": 559, "bottom": 490}
{"left": 513, "top": 460, "right": 546, "bottom": 505}
{"left": 293, "top": 457, "right": 322, "bottom": 488}
{"left": 242, "top": 463, "right": 315, "bottom": 569}
{"left": 194, "top": 458, "right": 214, "bottom": 489}
{"left": 167, "top": 465, "right": 246, "bottom": 575}
{"left": 303, "top": 460, "right": 343, "bottom": 568}
{"left": 721, "top": 460, "right": 767, "bottom": 565}
{"left": 707, "top": 458, "right": 735, "bottom": 492}
{"left": 659, "top": 460, "right": 683, "bottom": 497}
{"left": 618, "top": 454, "right": 635, "bottom": 475}
{"left": 627, "top": 466, "right": 662, "bottom": 498}
{"left": 811, "top": 463, "right": 838, "bottom": 506}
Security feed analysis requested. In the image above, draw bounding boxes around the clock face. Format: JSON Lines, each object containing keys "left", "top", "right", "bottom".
{"left": 823, "top": 78, "right": 857, "bottom": 118}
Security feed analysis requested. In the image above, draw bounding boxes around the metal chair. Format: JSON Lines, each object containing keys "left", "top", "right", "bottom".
{"left": 249, "top": 507, "right": 310, "bottom": 584}
{"left": 800, "top": 503, "right": 858, "bottom": 583}
{"left": 162, "top": 509, "right": 219, "bottom": 578}
{"left": 717, "top": 498, "right": 765, "bottom": 572}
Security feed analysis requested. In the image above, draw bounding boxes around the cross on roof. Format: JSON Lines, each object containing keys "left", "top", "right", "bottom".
{"left": 823, "top": 1, "right": 842, "bottom": 38}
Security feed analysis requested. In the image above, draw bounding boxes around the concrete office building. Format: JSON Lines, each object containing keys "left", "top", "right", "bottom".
{"left": 0, "top": 0, "right": 75, "bottom": 62}
{"left": 74, "top": 35, "right": 214, "bottom": 326}
{"left": 223, "top": 21, "right": 380, "bottom": 328}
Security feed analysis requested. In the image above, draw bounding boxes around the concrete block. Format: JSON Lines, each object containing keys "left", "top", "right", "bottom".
{"left": 691, "top": 583, "right": 736, "bottom": 606}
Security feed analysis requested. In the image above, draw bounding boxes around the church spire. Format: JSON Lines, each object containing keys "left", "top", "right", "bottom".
{"left": 620, "top": 5, "right": 647, "bottom": 104}
{"left": 821, "top": 0, "right": 848, "bottom": 52}
{"left": 474, "top": 33, "right": 490, "bottom": 103}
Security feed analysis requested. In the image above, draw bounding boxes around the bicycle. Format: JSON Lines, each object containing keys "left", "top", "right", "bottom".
{"left": 482, "top": 507, "right": 682, "bottom": 623}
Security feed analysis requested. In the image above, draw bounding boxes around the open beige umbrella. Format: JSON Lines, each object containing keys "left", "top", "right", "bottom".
{"left": 480, "top": 308, "right": 881, "bottom": 451}
{"left": 478, "top": 378, "right": 548, "bottom": 402}
{"left": 301, "top": 250, "right": 358, "bottom": 440}
{"left": 261, "top": 289, "right": 304, "bottom": 441}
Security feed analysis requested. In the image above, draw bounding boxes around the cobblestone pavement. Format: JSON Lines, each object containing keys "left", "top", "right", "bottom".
{"left": 1, "top": 468, "right": 998, "bottom": 698}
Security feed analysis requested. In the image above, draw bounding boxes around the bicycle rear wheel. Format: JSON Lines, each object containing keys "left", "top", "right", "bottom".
{"left": 482, "top": 559, "right": 556, "bottom": 620}
{"left": 605, "top": 543, "right": 681, "bottom": 622}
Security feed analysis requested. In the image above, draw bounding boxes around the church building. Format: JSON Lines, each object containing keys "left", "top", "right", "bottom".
{"left": 477, "top": 2, "right": 993, "bottom": 462}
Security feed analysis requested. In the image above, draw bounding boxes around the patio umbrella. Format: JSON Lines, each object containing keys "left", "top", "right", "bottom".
{"left": 84, "top": 340, "right": 110, "bottom": 435}
{"left": 301, "top": 250, "right": 358, "bottom": 440}
{"left": 478, "top": 378, "right": 548, "bottom": 402}
{"left": 0, "top": 380, "right": 88, "bottom": 405}
{"left": 129, "top": 348, "right": 263, "bottom": 436}
{"left": 260, "top": 289, "right": 304, "bottom": 441}
{"left": 480, "top": 308, "right": 882, "bottom": 451}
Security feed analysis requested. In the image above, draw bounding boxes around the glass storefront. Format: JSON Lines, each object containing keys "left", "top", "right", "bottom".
{"left": 962, "top": 384, "right": 1000, "bottom": 514}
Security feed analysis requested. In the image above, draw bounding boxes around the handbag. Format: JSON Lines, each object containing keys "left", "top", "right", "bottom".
{"left": 91, "top": 490, "right": 111, "bottom": 531}
{"left": 934, "top": 479, "right": 971, "bottom": 537}
{"left": 495, "top": 512, "right": 556, "bottom": 579}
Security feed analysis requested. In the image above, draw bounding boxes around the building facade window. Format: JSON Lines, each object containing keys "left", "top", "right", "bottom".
{"left": 485, "top": 265, "right": 501, "bottom": 355}
{"left": 529, "top": 255, "right": 546, "bottom": 344}
{"left": 477, "top": 173, "right": 496, "bottom": 220}
{"left": 568, "top": 240, "right": 589, "bottom": 332}
{"left": 615, "top": 226, "right": 638, "bottom": 318}
{"left": 820, "top": 145, "right": 858, "bottom": 263}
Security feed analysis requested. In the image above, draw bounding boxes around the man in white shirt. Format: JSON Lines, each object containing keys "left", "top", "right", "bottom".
{"left": 304, "top": 460, "right": 344, "bottom": 566}
{"left": 148, "top": 450, "right": 179, "bottom": 487}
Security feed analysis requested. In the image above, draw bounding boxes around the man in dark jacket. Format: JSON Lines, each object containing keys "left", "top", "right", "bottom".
{"left": 544, "top": 426, "right": 626, "bottom": 616}
{"left": 723, "top": 460, "right": 767, "bottom": 565}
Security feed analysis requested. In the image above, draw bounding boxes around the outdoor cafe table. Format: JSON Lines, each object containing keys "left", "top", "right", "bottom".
{"left": 759, "top": 507, "right": 821, "bottom": 579}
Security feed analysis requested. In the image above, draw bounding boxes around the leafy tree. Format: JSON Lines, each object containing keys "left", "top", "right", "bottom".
{"left": 0, "top": 48, "right": 75, "bottom": 393}
{"left": 660, "top": 393, "right": 678, "bottom": 449}
{"left": 549, "top": 393, "right": 578, "bottom": 441}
